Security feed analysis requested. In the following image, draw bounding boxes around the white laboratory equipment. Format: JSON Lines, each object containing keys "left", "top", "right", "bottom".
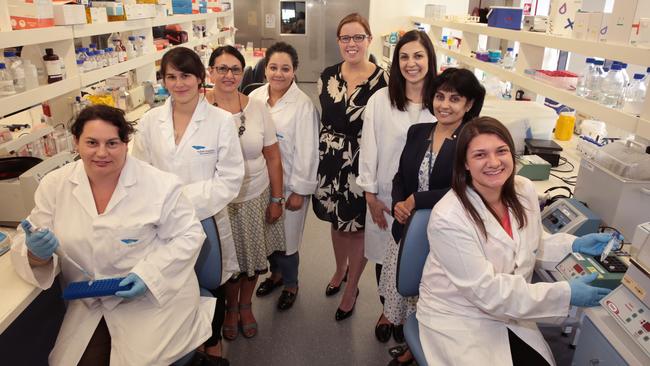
{"left": 0, "top": 127, "right": 76, "bottom": 225}
{"left": 540, "top": 198, "right": 601, "bottom": 236}
{"left": 574, "top": 140, "right": 650, "bottom": 239}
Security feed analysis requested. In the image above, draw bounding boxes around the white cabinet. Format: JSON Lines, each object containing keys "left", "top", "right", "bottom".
{"left": 413, "top": 17, "right": 650, "bottom": 140}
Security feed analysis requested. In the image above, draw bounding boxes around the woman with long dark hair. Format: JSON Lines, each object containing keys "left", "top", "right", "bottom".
{"left": 357, "top": 29, "right": 437, "bottom": 344}
{"left": 417, "top": 117, "right": 615, "bottom": 365}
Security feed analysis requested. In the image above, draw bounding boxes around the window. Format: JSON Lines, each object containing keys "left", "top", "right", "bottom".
{"left": 280, "top": 1, "right": 306, "bottom": 35}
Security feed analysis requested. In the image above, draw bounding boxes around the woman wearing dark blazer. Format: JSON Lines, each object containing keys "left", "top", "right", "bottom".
{"left": 379, "top": 68, "right": 486, "bottom": 365}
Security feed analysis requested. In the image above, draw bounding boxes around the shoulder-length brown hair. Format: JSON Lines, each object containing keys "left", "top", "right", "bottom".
{"left": 452, "top": 116, "right": 527, "bottom": 239}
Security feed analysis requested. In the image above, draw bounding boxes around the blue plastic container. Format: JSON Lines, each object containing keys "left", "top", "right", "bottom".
{"left": 487, "top": 7, "right": 523, "bottom": 30}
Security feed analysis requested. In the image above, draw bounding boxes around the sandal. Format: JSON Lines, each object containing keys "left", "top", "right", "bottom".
{"left": 239, "top": 303, "right": 258, "bottom": 338}
{"left": 222, "top": 305, "right": 239, "bottom": 341}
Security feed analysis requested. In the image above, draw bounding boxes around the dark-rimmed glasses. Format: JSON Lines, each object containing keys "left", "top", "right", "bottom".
{"left": 209, "top": 65, "right": 243, "bottom": 75}
{"left": 338, "top": 34, "right": 368, "bottom": 43}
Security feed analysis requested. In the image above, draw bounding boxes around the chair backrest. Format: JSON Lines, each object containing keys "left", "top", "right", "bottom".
{"left": 252, "top": 58, "right": 267, "bottom": 83}
{"left": 369, "top": 53, "right": 377, "bottom": 64}
{"left": 239, "top": 66, "right": 254, "bottom": 92}
{"left": 195, "top": 217, "right": 222, "bottom": 290}
{"left": 396, "top": 209, "right": 432, "bottom": 297}
{"left": 241, "top": 82, "right": 265, "bottom": 96}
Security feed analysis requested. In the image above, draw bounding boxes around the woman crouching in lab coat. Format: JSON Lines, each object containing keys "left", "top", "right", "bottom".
{"left": 132, "top": 47, "right": 244, "bottom": 365}
{"left": 417, "top": 116, "right": 616, "bottom": 366}
{"left": 11, "top": 105, "right": 213, "bottom": 366}
{"left": 249, "top": 42, "right": 319, "bottom": 311}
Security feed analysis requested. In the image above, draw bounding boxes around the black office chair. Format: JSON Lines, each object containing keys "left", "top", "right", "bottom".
{"left": 241, "top": 82, "right": 265, "bottom": 96}
{"left": 369, "top": 53, "right": 378, "bottom": 64}
{"left": 252, "top": 58, "right": 267, "bottom": 84}
{"left": 239, "top": 66, "right": 254, "bottom": 92}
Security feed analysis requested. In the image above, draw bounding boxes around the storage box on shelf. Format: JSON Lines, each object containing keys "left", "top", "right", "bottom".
{"left": 0, "top": 8, "right": 235, "bottom": 119}
{"left": 412, "top": 16, "right": 650, "bottom": 140}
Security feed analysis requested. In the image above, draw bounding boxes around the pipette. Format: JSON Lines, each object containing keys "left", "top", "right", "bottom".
{"left": 27, "top": 224, "right": 94, "bottom": 284}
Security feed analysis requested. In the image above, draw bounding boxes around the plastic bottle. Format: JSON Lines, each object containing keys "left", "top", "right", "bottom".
{"left": 76, "top": 47, "right": 88, "bottom": 63}
{"left": 136, "top": 36, "right": 145, "bottom": 57}
{"left": 599, "top": 63, "right": 625, "bottom": 108}
{"left": 645, "top": 67, "right": 650, "bottom": 88}
{"left": 23, "top": 60, "right": 39, "bottom": 90}
{"left": 586, "top": 59, "right": 606, "bottom": 101}
{"left": 575, "top": 57, "right": 594, "bottom": 98}
{"left": 97, "top": 49, "right": 108, "bottom": 68}
{"left": 111, "top": 38, "right": 126, "bottom": 62}
{"left": 622, "top": 73, "right": 647, "bottom": 116}
{"left": 76, "top": 59, "right": 86, "bottom": 73}
{"left": 4, "top": 51, "right": 26, "bottom": 93}
{"left": 501, "top": 47, "right": 516, "bottom": 70}
{"left": 43, "top": 48, "right": 63, "bottom": 84}
{"left": 614, "top": 62, "right": 630, "bottom": 108}
{"left": 106, "top": 48, "right": 118, "bottom": 66}
{"left": 126, "top": 36, "right": 137, "bottom": 60}
{"left": 88, "top": 43, "right": 98, "bottom": 54}
{"left": 85, "top": 51, "right": 97, "bottom": 71}
{"left": 0, "top": 63, "right": 16, "bottom": 97}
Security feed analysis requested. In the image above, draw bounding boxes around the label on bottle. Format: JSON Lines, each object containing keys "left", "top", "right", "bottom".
{"left": 45, "top": 60, "right": 63, "bottom": 77}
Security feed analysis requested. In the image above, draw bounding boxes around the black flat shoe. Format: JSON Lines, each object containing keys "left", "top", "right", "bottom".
{"left": 388, "top": 344, "right": 409, "bottom": 359}
{"left": 393, "top": 324, "right": 405, "bottom": 343}
{"left": 335, "top": 289, "right": 358, "bottom": 321}
{"left": 375, "top": 322, "right": 393, "bottom": 343}
{"left": 277, "top": 289, "right": 298, "bottom": 311}
{"left": 202, "top": 354, "right": 230, "bottom": 366}
{"left": 325, "top": 268, "right": 348, "bottom": 297}
{"left": 256, "top": 278, "right": 283, "bottom": 297}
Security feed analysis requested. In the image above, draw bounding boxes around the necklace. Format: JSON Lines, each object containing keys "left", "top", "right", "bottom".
{"left": 213, "top": 93, "right": 246, "bottom": 137}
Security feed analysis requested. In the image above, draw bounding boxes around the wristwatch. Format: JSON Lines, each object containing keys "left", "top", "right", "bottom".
{"left": 270, "top": 196, "right": 285, "bottom": 204}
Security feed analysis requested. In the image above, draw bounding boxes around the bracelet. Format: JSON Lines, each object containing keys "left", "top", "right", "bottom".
{"left": 270, "top": 196, "right": 285, "bottom": 204}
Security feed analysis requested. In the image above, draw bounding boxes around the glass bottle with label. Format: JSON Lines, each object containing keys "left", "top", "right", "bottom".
{"left": 43, "top": 48, "right": 63, "bottom": 84}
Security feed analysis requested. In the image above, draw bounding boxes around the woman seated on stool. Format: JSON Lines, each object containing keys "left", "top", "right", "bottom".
{"left": 10, "top": 105, "right": 213, "bottom": 366}
{"left": 417, "top": 116, "right": 617, "bottom": 366}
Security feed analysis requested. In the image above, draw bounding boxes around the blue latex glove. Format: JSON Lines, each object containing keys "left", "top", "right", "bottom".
{"left": 21, "top": 220, "right": 59, "bottom": 260}
{"left": 569, "top": 273, "right": 611, "bottom": 307}
{"left": 572, "top": 232, "right": 622, "bottom": 256}
{"left": 115, "top": 273, "right": 147, "bottom": 299}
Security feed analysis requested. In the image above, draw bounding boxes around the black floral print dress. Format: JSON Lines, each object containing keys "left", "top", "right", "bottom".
{"left": 312, "top": 62, "right": 388, "bottom": 232}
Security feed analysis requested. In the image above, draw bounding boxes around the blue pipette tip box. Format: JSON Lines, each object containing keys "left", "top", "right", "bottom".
{"left": 62, "top": 277, "right": 131, "bottom": 300}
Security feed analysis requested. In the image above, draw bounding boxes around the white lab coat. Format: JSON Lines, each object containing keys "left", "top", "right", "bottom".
{"left": 357, "top": 87, "right": 435, "bottom": 263}
{"left": 10, "top": 157, "right": 214, "bottom": 366}
{"left": 132, "top": 97, "right": 245, "bottom": 283}
{"left": 249, "top": 82, "right": 319, "bottom": 254}
{"left": 417, "top": 176, "right": 576, "bottom": 366}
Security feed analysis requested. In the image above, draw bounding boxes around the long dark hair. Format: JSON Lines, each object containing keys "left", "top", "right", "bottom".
{"left": 433, "top": 68, "right": 485, "bottom": 123}
{"left": 160, "top": 47, "right": 205, "bottom": 89}
{"left": 452, "top": 116, "right": 527, "bottom": 239}
{"left": 388, "top": 30, "right": 437, "bottom": 114}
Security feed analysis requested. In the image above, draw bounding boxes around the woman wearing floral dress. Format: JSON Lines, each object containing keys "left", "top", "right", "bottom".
{"left": 312, "top": 12, "right": 388, "bottom": 320}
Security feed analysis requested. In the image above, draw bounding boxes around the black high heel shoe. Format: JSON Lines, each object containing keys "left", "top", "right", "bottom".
{"left": 335, "top": 289, "right": 359, "bottom": 321}
{"left": 325, "top": 268, "right": 348, "bottom": 297}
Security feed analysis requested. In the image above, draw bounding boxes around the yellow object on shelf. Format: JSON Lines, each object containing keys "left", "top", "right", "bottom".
{"left": 554, "top": 111, "right": 576, "bottom": 141}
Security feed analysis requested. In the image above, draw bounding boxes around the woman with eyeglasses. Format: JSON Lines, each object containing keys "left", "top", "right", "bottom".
{"left": 248, "top": 42, "right": 319, "bottom": 311}
{"left": 312, "top": 12, "right": 388, "bottom": 321}
{"left": 132, "top": 47, "right": 244, "bottom": 366}
{"left": 357, "top": 29, "right": 437, "bottom": 348}
{"left": 206, "top": 46, "right": 286, "bottom": 341}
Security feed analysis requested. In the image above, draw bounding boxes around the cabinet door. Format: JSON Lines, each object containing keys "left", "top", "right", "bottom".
{"left": 572, "top": 316, "right": 627, "bottom": 365}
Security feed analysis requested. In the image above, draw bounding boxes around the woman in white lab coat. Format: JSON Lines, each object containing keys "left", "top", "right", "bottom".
{"left": 11, "top": 105, "right": 213, "bottom": 366}
{"left": 357, "top": 30, "right": 437, "bottom": 344}
{"left": 249, "top": 42, "right": 319, "bottom": 311}
{"left": 132, "top": 47, "right": 244, "bottom": 365}
{"left": 418, "top": 116, "right": 616, "bottom": 366}
{"left": 207, "top": 45, "right": 285, "bottom": 340}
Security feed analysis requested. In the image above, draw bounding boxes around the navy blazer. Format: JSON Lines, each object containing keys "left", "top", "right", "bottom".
{"left": 391, "top": 122, "right": 464, "bottom": 242}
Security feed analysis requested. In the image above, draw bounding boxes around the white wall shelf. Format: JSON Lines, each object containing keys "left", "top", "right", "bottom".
{"left": 73, "top": 18, "right": 152, "bottom": 38}
{"left": 412, "top": 17, "right": 650, "bottom": 68}
{"left": 0, "top": 27, "right": 73, "bottom": 49}
{"left": 80, "top": 53, "right": 156, "bottom": 87}
{"left": 0, "top": 77, "right": 80, "bottom": 117}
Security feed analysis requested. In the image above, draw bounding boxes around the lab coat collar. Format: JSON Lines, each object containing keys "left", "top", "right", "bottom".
{"left": 465, "top": 187, "right": 519, "bottom": 252}
{"left": 156, "top": 95, "right": 210, "bottom": 124}
{"left": 68, "top": 156, "right": 137, "bottom": 217}
{"left": 263, "top": 81, "right": 300, "bottom": 107}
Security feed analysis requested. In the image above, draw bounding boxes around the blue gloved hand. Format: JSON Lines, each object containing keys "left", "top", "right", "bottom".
{"left": 569, "top": 272, "right": 611, "bottom": 307}
{"left": 572, "top": 232, "right": 622, "bottom": 256}
{"left": 115, "top": 273, "right": 147, "bottom": 299}
{"left": 21, "top": 220, "right": 59, "bottom": 260}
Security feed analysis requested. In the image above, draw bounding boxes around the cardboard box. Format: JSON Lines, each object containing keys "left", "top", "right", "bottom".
{"left": 8, "top": 0, "right": 55, "bottom": 30}
{"left": 53, "top": 3, "right": 86, "bottom": 25}
{"left": 602, "top": 0, "right": 637, "bottom": 44}
{"left": 581, "top": 0, "right": 607, "bottom": 12}
{"left": 86, "top": 7, "right": 108, "bottom": 24}
{"left": 125, "top": 4, "right": 156, "bottom": 19}
{"left": 487, "top": 6, "right": 523, "bottom": 30}
{"left": 573, "top": 11, "right": 603, "bottom": 41}
{"left": 638, "top": 18, "right": 650, "bottom": 45}
{"left": 549, "top": 0, "right": 582, "bottom": 37}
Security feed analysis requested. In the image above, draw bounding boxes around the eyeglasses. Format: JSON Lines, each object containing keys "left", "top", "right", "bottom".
{"left": 338, "top": 34, "right": 369, "bottom": 43}
{"left": 210, "top": 65, "right": 243, "bottom": 75}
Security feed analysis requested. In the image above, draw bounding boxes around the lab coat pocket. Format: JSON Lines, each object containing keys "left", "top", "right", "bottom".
{"left": 189, "top": 154, "right": 217, "bottom": 182}
{"left": 112, "top": 227, "right": 153, "bottom": 269}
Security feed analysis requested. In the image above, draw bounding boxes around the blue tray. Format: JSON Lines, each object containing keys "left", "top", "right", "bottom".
{"left": 63, "top": 277, "right": 131, "bottom": 300}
